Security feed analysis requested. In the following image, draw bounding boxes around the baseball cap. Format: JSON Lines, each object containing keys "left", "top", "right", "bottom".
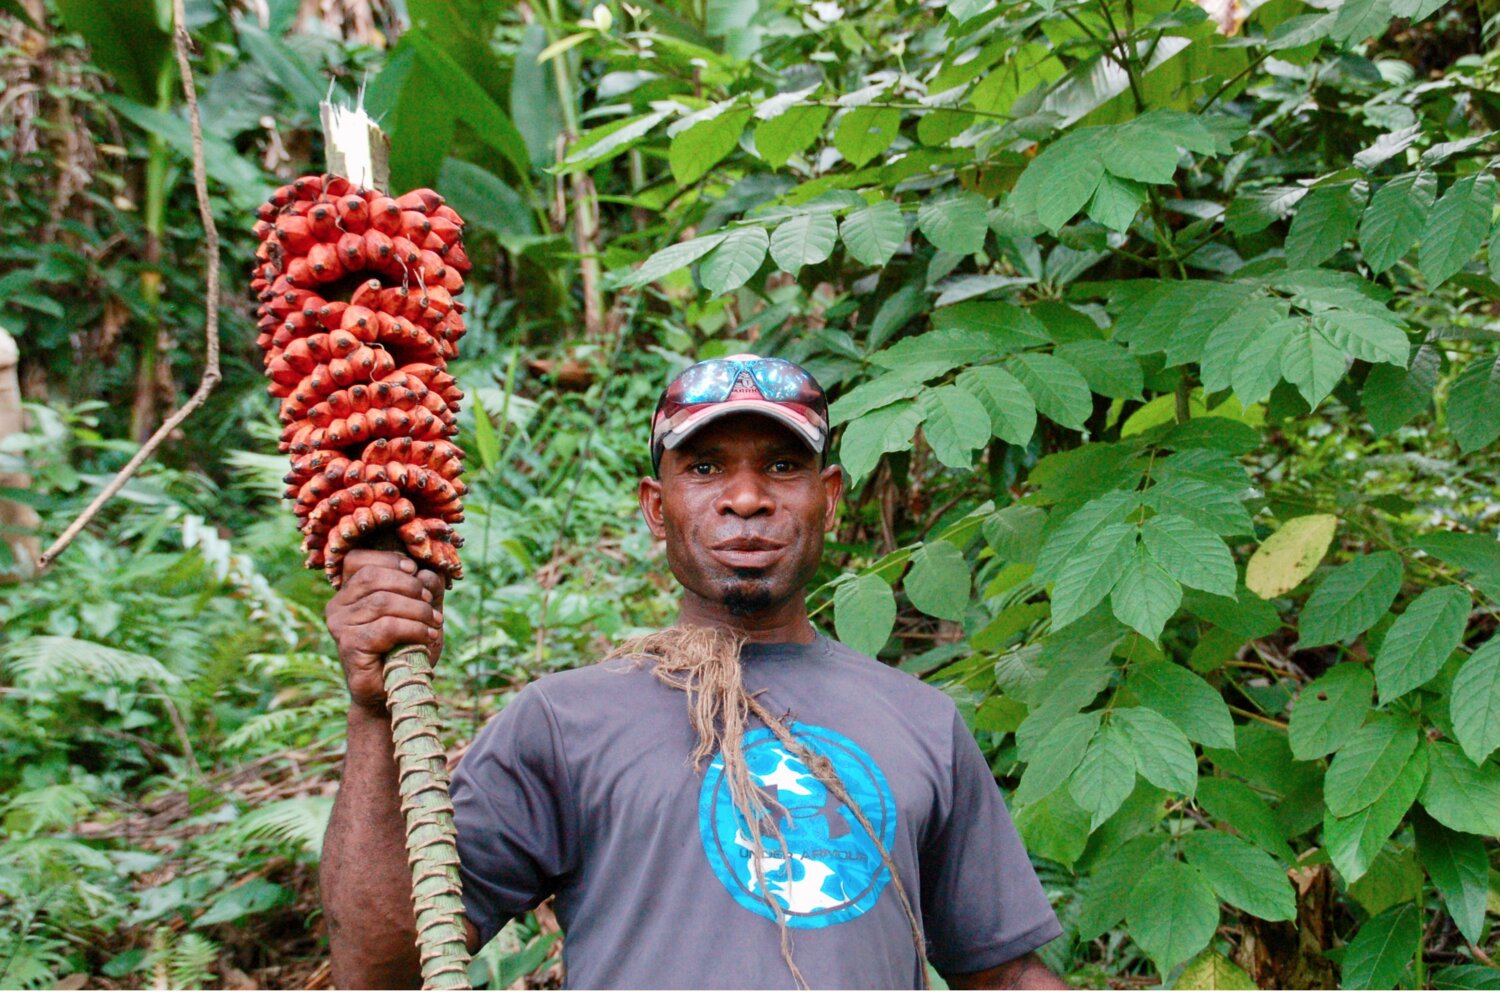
{"left": 650, "top": 354, "right": 830, "bottom": 474}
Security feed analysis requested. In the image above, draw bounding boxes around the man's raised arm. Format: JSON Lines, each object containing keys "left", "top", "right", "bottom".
{"left": 318, "top": 551, "right": 477, "bottom": 988}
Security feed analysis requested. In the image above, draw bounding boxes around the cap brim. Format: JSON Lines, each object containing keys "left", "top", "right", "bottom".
{"left": 661, "top": 399, "right": 824, "bottom": 454}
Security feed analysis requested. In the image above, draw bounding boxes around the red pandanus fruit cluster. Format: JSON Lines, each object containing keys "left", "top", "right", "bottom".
{"left": 251, "top": 175, "right": 470, "bottom": 586}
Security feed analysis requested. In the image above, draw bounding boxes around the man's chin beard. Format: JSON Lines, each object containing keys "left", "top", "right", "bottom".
{"left": 721, "top": 570, "right": 775, "bottom": 617}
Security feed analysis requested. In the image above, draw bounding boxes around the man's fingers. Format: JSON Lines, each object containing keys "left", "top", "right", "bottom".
{"left": 341, "top": 565, "right": 430, "bottom": 603}
{"left": 342, "top": 549, "right": 417, "bottom": 583}
{"left": 416, "top": 568, "right": 444, "bottom": 605}
{"left": 367, "top": 617, "right": 442, "bottom": 652}
{"left": 350, "top": 591, "right": 440, "bottom": 627}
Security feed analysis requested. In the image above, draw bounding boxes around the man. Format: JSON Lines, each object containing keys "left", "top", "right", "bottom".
{"left": 321, "top": 355, "right": 1067, "bottom": 989}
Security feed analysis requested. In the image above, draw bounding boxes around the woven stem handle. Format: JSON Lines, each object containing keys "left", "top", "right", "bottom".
{"left": 383, "top": 643, "right": 473, "bottom": 990}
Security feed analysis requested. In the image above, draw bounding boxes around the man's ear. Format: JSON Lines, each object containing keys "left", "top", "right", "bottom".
{"left": 821, "top": 463, "right": 844, "bottom": 532}
{"left": 639, "top": 475, "right": 667, "bottom": 539}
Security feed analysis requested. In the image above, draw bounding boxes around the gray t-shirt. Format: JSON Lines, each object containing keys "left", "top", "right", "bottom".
{"left": 451, "top": 634, "right": 1061, "bottom": 989}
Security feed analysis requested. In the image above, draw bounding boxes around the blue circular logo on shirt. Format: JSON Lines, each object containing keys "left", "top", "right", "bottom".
{"left": 698, "top": 722, "right": 896, "bottom": 928}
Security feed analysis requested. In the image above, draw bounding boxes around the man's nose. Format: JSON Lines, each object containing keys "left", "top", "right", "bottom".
{"left": 717, "top": 469, "right": 774, "bottom": 517}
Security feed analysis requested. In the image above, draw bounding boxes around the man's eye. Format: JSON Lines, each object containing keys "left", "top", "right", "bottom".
{"left": 691, "top": 462, "right": 716, "bottom": 475}
{"left": 771, "top": 460, "right": 797, "bottom": 472}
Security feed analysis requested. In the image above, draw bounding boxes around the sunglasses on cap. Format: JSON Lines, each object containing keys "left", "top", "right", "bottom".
{"left": 650, "top": 356, "right": 829, "bottom": 473}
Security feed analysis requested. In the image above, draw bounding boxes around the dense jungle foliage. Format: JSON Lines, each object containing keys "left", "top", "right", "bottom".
{"left": 2, "top": 0, "right": 1500, "bottom": 987}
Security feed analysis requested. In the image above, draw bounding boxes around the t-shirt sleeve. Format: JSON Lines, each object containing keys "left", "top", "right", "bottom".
{"left": 919, "top": 708, "right": 1062, "bottom": 976}
{"left": 451, "top": 683, "right": 579, "bottom": 948}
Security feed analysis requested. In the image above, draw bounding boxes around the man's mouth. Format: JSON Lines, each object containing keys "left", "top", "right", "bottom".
{"left": 710, "top": 537, "right": 786, "bottom": 568}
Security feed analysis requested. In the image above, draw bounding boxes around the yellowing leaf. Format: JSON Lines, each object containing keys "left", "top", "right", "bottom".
{"left": 1246, "top": 514, "right": 1337, "bottom": 598}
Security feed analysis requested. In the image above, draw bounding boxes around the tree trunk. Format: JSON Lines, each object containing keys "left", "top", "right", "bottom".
{"left": 0, "top": 326, "right": 41, "bottom": 582}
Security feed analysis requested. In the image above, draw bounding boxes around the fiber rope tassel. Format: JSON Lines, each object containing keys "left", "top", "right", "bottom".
{"left": 385, "top": 643, "right": 472, "bottom": 989}
{"left": 252, "top": 99, "right": 473, "bottom": 988}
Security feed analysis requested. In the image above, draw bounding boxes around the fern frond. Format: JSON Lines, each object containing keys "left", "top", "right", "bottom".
{"left": 217, "top": 797, "right": 333, "bottom": 857}
{"left": 1, "top": 637, "right": 177, "bottom": 688}
{"left": 1, "top": 785, "right": 93, "bottom": 837}
{"left": 220, "top": 697, "right": 343, "bottom": 752}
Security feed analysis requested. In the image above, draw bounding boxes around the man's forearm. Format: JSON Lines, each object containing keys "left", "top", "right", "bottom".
{"left": 321, "top": 705, "right": 424, "bottom": 989}
{"left": 946, "top": 952, "right": 1069, "bottom": 990}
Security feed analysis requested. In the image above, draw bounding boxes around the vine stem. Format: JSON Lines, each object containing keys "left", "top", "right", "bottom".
{"left": 36, "top": 0, "right": 221, "bottom": 570}
{"left": 383, "top": 644, "right": 473, "bottom": 989}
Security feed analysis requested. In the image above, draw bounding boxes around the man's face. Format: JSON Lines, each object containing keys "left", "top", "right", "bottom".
{"left": 640, "top": 413, "right": 844, "bottom": 618}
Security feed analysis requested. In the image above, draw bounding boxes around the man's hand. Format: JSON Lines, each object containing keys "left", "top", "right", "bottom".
{"left": 325, "top": 549, "right": 446, "bottom": 712}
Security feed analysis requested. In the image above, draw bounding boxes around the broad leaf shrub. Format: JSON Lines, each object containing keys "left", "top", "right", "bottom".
{"left": 573, "top": 0, "right": 1500, "bottom": 984}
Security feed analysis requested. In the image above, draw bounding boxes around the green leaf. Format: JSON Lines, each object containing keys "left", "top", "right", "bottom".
{"left": 1012, "top": 130, "right": 1106, "bottom": 232}
{"left": 1414, "top": 811, "right": 1489, "bottom": 944}
{"left": 1360, "top": 171, "right": 1437, "bottom": 273}
{"left": 1313, "top": 310, "right": 1410, "bottom": 366}
{"left": 1087, "top": 172, "right": 1148, "bottom": 232}
{"left": 1079, "top": 834, "right": 1168, "bottom": 940}
{"left": 1285, "top": 181, "right": 1367, "bottom": 268}
{"left": 1127, "top": 661, "right": 1236, "bottom": 749}
{"left": 1069, "top": 722, "right": 1138, "bottom": 829}
{"left": 1007, "top": 353, "right": 1094, "bottom": 430}
{"left": 956, "top": 366, "right": 1037, "bottom": 446}
{"left": 1329, "top": 0, "right": 1395, "bottom": 42}
{"left": 624, "top": 232, "right": 729, "bottom": 287}
{"left": 834, "top": 105, "right": 902, "bottom": 167}
{"left": 834, "top": 575, "right": 896, "bottom": 657}
{"left": 53, "top": 0, "right": 170, "bottom": 104}
{"left": 839, "top": 201, "right": 907, "bottom": 266}
{"left": 1116, "top": 707, "right": 1197, "bottom": 796}
{"left": 1342, "top": 903, "right": 1420, "bottom": 991}
{"left": 917, "top": 192, "right": 991, "bottom": 254}
{"left": 1016, "top": 711, "right": 1102, "bottom": 805}
{"left": 559, "top": 110, "right": 674, "bottom": 174}
{"left": 934, "top": 301, "right": 1050, "bottom": 349}
{"left": 1451, "top": 637, "right": 1500, "bottom": 766}
{"left": 1014, "top": 785, "right": 1092, "bottom": 866}
{"left": 1448, "top": 355, "right": 1500, "bottom": 454}
{"left": 1182, "top": 831, "right": 1296, "bottom": 921}
{"left": 437, "top": 159, "right": 537, "bottom": 239}
{"left": 1364, "top": 344, "right": 1438, "bottom": 436}
{"left": 905, "top": 540, "right": 971, "bottom": 622}
{"left": 1279, "top": 319, "right": 1346, "bottom": 409}
{"left": 1141, "top": 514, "right": 1236, "bottom": 597}
{"left": 1431, "top": 966, "right": 1500, "bottom": 990}
{"left": 196, "top": 878, "right": 292, "bottom": 926}
{"left": 669, "top": 107, "right": 752, "bottom": 185}
{"left": 1141, "top": 479, "right": 1254, "bottom": 537}
{"left": 982, "top": 506, "right": 1048, "bottom": 564}
{"left": 1174, "top": 951, "right": 1257, "bottom": 990}
{"left": 1421, "top": 741, "right": 1500, "bottom": 836}
{"left": 769, "top": 212, "right": 839, "bottom": 273}
{"left": 1195, "top": 779, "right": 1295, "bottom": 863}
{"left": 1299, "top": 552, "right": 1403, "bottom": 648}
{"left": 838, "top": 400, "right": 923, "bottom": 483}
{"left": 1414, "top": 532, "right": 1500, "bottom": 603}
{"left": 1055, "top": 340, "right": 1144, "bottom": 400}
{"left": 829, "top": 369, "right": 929, "bottom": 425}
{"left": 471, "top": 395, "right": 500, "bottom": 472}
{"left": 699, "top": 225, "right": 769, "bottom": 295}
{"left": 1034, "top": 491, "right": 1139, "bottom": 584}
{"left": 869, "top": 330, "right": 1002, "bottom": 380}
{"left": 755, "top": 104, "right": 830, "bottom": 167}
{"left": 1126, "top": 860, "right": 1220, "bottom": 974}
{"left": 406, "top": 30, "right": 532, "bottom": 181}
{"left": 1288, "top": 664, "right": 1374, "bottom": 761}
{"left": 1109, "top": 545, "right": 1182, "bottom": 644}
{"left": 1421, "top": 173, "right": 1496, "bottom": 287}
{"left": 1325, "top": 742, "right": 1427, "bottom": 882}
{"left": 1183, "top": 586, "right": 1283, "bottom": 639}
{"left": 1050, "top": 522, "right": 1137, "bottom": 630}
{"left": 1324, "top": 714, "right": 1420, "bottom": 817}
{"left": 918, "top": 385, "right": 992, "bottom": 468}
{"left": 1374, "top": 585, "right": 1470, "bottom": 703}
{"left": 1246, "top": 514, "right": 1338, "bottom": 599}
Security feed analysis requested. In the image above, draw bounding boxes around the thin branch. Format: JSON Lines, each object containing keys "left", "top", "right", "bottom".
{"left": 37, "top": 0, "right": 221, "bottom": 570}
